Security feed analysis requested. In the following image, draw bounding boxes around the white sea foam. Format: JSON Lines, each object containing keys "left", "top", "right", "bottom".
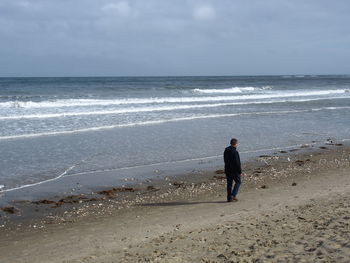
{"left": 193, "top": 86, "right": 271, "bottom": 94}
{"left": 0, "top": 158, "right": 82, "bottom": 193}
{"left": 1, "top": 106, "right": 349, "bottom": 141}
{"left": 0, "top": 89, "right": 348, "bottom": 109}
{"left": 1, "top": 96, "right": 348, "bottom": 120}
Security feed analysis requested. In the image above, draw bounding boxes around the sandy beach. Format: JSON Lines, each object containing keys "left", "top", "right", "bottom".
{"left": 0, "top": 144, "right": 349, "bottom": 262}
{"left": 2, "top": 1, "right": 350, "bottom": 262}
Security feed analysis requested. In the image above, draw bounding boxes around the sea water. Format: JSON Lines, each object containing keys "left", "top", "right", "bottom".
{"left": 0, "top": 75, "right": 349, "bottom": 193}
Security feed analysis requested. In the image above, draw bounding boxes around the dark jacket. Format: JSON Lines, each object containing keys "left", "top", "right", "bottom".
{"left": 224, "top": 146, "right": 242, "bottom": 175}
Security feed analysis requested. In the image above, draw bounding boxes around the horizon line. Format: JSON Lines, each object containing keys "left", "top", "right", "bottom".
{"left": 0, "top": 73, "right": 349, "bottom": 79}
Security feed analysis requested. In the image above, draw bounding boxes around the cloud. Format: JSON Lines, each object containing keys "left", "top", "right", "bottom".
{"left": 101, "top": 1, "right": 132, "bottom": 17}
{"left": 0, "top": 0, "right": 350, "bottom": 76}
{"left": 193, "top": 5, "right": 216, "bottom": 20}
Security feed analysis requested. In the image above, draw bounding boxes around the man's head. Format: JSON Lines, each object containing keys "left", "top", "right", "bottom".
{"left": 230, "top": 138, "right": 238, "bottom": 147}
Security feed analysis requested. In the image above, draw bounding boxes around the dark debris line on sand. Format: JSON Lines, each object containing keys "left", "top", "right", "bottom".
{"left": 0, "top": 206, "right": 20, "bottom": 215}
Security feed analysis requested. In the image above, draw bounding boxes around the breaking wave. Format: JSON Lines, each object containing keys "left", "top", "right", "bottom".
{"left": 0, "top": 89, "right": 348, "bottom": 109}
{"left": 1, "top": 106, "right": 349, "bottom": 141}
{"left": 0, "top": 97, "right": 348, "bottom": 120}
{"left": 193, "top": 86, "right": 272, "bottom": 94}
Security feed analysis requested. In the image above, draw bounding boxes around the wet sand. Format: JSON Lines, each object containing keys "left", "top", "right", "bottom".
{"left": 0, "top": 144, "right": 349, "bottom": 262}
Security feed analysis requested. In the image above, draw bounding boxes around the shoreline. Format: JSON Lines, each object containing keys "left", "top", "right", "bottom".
{"left": 0, "top": 140, "right": 348, "bottom": 227}
{"left": 1, "top": 140, "right": 334, "bottom": 195}
{"left": 1, "top": 139, "right": 347, "bottom": 197}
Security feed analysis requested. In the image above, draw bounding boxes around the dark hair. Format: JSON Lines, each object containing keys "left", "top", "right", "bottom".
{"left": 230, "top": 138, "right": 238, "bottom": 145}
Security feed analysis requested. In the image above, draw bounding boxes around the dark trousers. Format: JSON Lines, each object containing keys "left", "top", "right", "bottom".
{"left": 226, "top": 173, "right": 241, "bottom": 200}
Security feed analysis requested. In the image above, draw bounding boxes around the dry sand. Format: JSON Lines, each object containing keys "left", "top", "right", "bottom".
{"left": 0, "top": 145, "right": 349, "bottom": 263}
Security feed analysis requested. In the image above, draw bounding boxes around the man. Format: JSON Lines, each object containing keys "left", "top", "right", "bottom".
{"left": 223, "top": 138, "right": 242, "bottom": 202}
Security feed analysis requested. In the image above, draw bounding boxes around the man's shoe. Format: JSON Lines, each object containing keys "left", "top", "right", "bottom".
{"left": 227, "top": 198, "right": 232, "bottom": 202}
{"left": 232, "top": 196, "right": 238, "bottom": 201}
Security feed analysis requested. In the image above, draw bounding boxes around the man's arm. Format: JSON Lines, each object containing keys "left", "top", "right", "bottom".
{"left": 235, "top": 151, "right": 242, "bottom": 174}
{"left": 223, "top": 148, "right": 230, "bottom": 165}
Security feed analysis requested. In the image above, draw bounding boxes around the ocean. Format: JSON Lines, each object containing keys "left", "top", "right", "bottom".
{"left": 0, "top": 75, "right": 350, "bottom": 195}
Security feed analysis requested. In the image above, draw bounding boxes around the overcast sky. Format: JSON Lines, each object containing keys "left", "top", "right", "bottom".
{"left": 0, "top": 0, "right": 349, "bottom": 77}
